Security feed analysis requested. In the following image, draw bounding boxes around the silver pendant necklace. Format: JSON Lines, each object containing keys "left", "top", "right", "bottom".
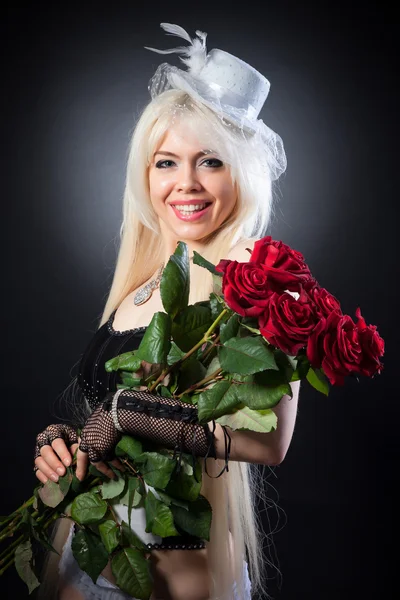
{"left": 133, "top": 263, "right": 165, "bottom": 306}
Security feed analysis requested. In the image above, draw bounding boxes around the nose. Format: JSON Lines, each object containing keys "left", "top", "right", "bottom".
{"left": 175, "top": 163, "right": 202, "bottom": 193}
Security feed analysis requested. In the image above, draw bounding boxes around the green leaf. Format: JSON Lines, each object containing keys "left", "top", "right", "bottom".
{"left": 14, "top": 540, "right": 40, "bottom": 594}
{"left": 216, "top": 405, "right": 277, "bottom": 432}
{"left": 105, "top": 351, "right": 143, "bottom": 373}
{"left": 159, "top": 385, "right": 173, "bottom": 398}
{"left": 176, "top": 357, "right": 207, "bottom": 394}
{"left": 219, "top": 336, "right": 278, "bottom": 375}
{"left": 71, "top": 529, "right": 109, "bottom": 584}
{"left": 116, "top": 435, "right": 143, "bottom": 460}
{"left": 71, "top": 474, "right": 85, "bottom": 495}
{"left": 38, "top": 480, "right": 65, "bottom": 508}
{"left": 197, "top": 380, "right": 238, "bottom": 422}
{"left": 112, "top": 548, "right": 152, "bottom": 600}
{"left": 135, "top": 311, "right": 172, "bottom": 364}
{"left": 120, "top": 372, "right": 143, "bottom": 388}
{"left": 160, "top": 241, "right": 190, "bottom": 319}
{"left": 99, "top": 520, "right": 120, "bottom": 553}
{"left": 136, "top": 452, "right": 176, "bottom": 490}
{"left": 58, "top": 466, "right": 73, "bottom": 496}
{"left": 154, "top": 490, "right": 189, "bottom": 511}
{"left": 220, "top": 313, "right": 240, "bottom": 343}
{"left": 118, "top": 478, "right": 142, "bottom": 524}
{"left": 23, "top": 511, "right": 57, "bottom": 554}
{"left": 306, "top": 367, "right": 330, "bottom": 395}
{"left": 71, "top": 492, "right": 108, "bottom": 525}
{"left": 192, "top": 250, "right": 220, "bottom": 275}
{"left": 172, "top": 305, "right": 212, "bottom": 352}
{"left": 165, "top": 456, "right": 202, "bottom": 502}
{"left": 145, "top": 491, "right": 179, "bottom": 537}
{"left": 255, "top": 349, "right": 295, "bottom": 386}
{"left": 171, "top": 496, "right": 212, "bottom": 541}
{"left": 242, "top": 382, "right": 292, "bottom": 409}
{"left": 209, "top": 292, "right": 226, "bottom": 321}
{"left": 167, "top": 341, "right": 186, "bottom": 366}
{"left": 101, "top": 476, "right": 126, "bottom": 500}
{"left": 228, "top": 373, "right": 292, "bottom": 410}
{"left": 120, "top": 520, "right": 147, "bottom": 550}
{"left": 291, "top": 354, "right": 311, "bottom": 381}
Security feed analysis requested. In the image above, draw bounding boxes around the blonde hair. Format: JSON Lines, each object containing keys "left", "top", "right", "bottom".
{"left": 42, "top": 89, "right": 278, "bottom": 600}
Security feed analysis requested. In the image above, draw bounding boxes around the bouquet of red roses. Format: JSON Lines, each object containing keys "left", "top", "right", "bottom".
{"left": 214, "top": 236, "right": 384, "bottom": 388}
{"left": 0, "top": 236, "right": 384, "bottom": 598}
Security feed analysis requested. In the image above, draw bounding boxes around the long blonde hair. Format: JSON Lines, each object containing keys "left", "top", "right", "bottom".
{"left": 43, "top": 89, "right": 278, "bottom": 600}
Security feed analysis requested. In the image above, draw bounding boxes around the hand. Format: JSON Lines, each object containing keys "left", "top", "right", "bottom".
{"left": 34, "top": 424, "right": 78, "bottom": 485}
{"left": 34, "top": 423, "right": 123, "bottom": 484}
{"left": 79, "top": 403, "right": 121, "bottom": 464}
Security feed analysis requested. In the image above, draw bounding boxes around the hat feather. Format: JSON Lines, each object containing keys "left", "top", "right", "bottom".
{"left": 145, "top": 23, "right": 207, "bottom": 76}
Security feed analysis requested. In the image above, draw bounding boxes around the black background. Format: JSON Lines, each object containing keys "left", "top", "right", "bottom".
{"left": 1, "top": 2, "right": 397, "bottom": 599}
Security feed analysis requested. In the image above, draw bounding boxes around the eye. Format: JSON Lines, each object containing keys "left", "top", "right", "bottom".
{"left": 202, "top": 158, "right": 223, "bottom": 168}
{"left": 155, "top": 160, "right": 175, "bottom": 169}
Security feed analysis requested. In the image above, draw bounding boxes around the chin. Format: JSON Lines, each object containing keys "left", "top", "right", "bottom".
{"left": 169, "top": 224, "right": 214, "bottom": 242}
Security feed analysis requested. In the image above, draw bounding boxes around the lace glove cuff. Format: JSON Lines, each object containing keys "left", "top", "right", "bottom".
{"left": 113, "top": 389, "right": 231, "bottom": 476}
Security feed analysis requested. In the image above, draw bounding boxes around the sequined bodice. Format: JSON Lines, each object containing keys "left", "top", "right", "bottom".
{"left": 77, "top": 309, "right": 147, "bottom": 410}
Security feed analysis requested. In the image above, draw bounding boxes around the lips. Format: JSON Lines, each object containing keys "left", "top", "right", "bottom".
{"left": 169, "top": 202, "right": 213, "bottom": 222}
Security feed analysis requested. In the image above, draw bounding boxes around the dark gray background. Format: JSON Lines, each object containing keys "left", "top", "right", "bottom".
{"left": 1, "top": 2, "right": 397, "bottom": 599}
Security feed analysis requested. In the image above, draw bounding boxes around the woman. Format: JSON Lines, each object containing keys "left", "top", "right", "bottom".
{"left": 34, "top": 24, "right": 300, "bottom": 600}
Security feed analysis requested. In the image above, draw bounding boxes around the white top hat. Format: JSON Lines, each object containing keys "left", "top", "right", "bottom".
{"left": 145, "top": 24, "right": 286, "bottom": 180}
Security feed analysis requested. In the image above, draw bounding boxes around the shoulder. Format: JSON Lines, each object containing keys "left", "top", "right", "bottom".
{"left": 226, "top": 238, "right": 257, "bottom": 262}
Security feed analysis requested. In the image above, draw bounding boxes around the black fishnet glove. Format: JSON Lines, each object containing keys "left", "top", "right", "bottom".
{"left": 79, "top": 403, "right": 121, "bottom": 463}
{"left": 116, "top": 389, "right": 216, "bottom": 458}
{"left": 34, "top": 424, "right": 79, "bottom": 472}
{"left": 34, "top": 424, "right": 79, "bottom": 461}
{"left": 78, "top": 389, "right": 217, "bottom": 464}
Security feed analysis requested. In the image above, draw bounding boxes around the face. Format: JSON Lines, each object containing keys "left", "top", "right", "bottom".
{"left": 148, "top": 122, "right": 237, "bottom": 248}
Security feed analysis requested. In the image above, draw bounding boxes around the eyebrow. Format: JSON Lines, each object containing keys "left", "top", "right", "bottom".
{"left": 154, "top": 150, "right": 214, "bottom": 159}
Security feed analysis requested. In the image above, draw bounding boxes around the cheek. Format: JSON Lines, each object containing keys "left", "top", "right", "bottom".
{"left": 219, "top": 181, "right": 237, "bottom": 212}
{"left": 149, "top": 173, "right": 173, "bottom": 202}
{"left": 203, "top": 173, "right": 236, "bottom": 205}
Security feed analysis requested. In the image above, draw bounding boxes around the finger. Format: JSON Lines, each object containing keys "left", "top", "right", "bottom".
{"left": 40, "top": 445, "right": 67, "bottom": 477}
{"left": 76, "top": 449, "right": 89, "bottom": 482}
{"left": 108, "top": 457, "right": 125, "bottom": 473}
{"left": 35, "top": 469, "right": 48, "bottom": 484}
{"left": 34, "top": 456, "right": 60, "bottom": 483}
{"left": 70, "top": 442, "right": 79, "bottom": 460}
{"left": 91, "top": 461, "right": 117, "bottom": 480}
{"left": 51, "top": 438, "right": 74, "bottom": 467}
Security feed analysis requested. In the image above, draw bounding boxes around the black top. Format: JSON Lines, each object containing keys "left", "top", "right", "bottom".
{"left": 77, "top": 309, "right": 148, "bottom": 410}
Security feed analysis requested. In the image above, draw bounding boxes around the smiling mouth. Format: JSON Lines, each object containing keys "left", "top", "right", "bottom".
{"left": 170, "top": 202, "right": 212, "bottom": 215}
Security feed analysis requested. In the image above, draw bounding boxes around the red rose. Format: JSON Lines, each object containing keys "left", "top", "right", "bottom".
{"left": 354, "top": 308, "right": 385, "bottom": 377}
{"left": 303, "top": 279, "right": 342, "bottom": 318}
{"left": 311, "top": 312, "right": 360, "bottom": 385}
{"left": 259, "top": 287, "right": 318, "bottom": 356}
{"left": 307, "top": 309, "right": 384, "bottom": 386}
{"left": 215, "top": 260, "right": 274, "bottom": 317}
{"left": 250, "top": 236, "right": 312, "bottom": 281}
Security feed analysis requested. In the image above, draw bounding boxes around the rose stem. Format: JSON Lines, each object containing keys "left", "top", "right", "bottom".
{"left": 148, "top": 309, "right": 229, "bottom": 392}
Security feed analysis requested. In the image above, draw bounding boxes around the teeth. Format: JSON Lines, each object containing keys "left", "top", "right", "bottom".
{"left": 174, "top": 203, "right": 208, "bottom": 212}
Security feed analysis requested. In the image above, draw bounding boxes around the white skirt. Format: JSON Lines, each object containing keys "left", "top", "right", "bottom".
{"left": 58, "top": 524, "right": 252, "bottom": 599}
